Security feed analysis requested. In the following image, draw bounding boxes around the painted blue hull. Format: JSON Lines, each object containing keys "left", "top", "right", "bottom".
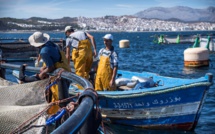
{"left": 99, "top": 86, "right": 208, "bottom": 130}
{"left": 70, "top": 70, "right": 213, "bottom": 130}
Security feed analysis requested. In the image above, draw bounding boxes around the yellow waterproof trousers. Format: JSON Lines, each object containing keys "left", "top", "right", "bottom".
{"left": 46, "top": 51, "right": 71, "bottom": 114}
{"left": 95, "top": 55, "right": 116, "bottom": 91}
{"left": 72, "top": 39, "right": 93, "bottom": 79}
{"left": 46, "top": 76, "right": 62, "bottom": 115}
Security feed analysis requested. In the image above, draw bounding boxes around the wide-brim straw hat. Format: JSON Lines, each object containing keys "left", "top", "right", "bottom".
{"left": 28, "top": 32, "right": 50, "bottom": 47}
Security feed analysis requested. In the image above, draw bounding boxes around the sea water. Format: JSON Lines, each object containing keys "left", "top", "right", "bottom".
{"left": 0, "top": 31, "right": 215, "bottom": 134}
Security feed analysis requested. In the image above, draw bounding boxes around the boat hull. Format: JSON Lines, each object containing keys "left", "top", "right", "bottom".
{"left": 99, "top": 85, "right": 209, "bottom": 130}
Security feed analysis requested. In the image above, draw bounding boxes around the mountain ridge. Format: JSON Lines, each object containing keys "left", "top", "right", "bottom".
{"left": 134, "top": 6, "right": 215, "bottom": 22}
{"left": 0, "top": 6, "right": 214, "bottom": 31}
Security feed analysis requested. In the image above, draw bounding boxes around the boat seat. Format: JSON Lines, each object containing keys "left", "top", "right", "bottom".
{"left": 118, "top": 86, "right": 133, "bottom": 91}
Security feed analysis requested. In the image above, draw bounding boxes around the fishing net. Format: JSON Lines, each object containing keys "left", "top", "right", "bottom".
{"left": 0, "top": 43, "right": 38, "bottom": 59}
{"left": 0, "top": 78, "right": 49, "bottom": 134}
{"left": 0, "top": 77, "right": 17, "bottom": 87}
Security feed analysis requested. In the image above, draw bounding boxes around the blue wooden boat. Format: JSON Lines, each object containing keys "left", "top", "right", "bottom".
{"left": 8, "top": 64, "right": 214, "bottom": 131}
{"left": 70, "top": 70, "right": 213, "bottom": 131}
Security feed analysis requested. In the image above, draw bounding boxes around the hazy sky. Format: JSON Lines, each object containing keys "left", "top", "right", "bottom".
{"left": 0, "top": 0, "right": 214, "bottom": 19}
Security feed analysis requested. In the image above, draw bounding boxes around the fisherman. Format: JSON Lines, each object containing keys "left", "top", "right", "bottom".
{"left": 28, "top": 31, "right": 71, "bottom": 80}
{"left": 64, "top": 26, "right": 96, "bottom": 79}
{"left": 95, "top": 34, "right": 118, "bottom": 91}
{"left": 27, "top": 32, "right": 71, "bottom": 114}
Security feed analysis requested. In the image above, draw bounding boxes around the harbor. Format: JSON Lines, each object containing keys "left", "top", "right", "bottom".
{"left": 0, "top": 31, "right": 215, "bottom": 134}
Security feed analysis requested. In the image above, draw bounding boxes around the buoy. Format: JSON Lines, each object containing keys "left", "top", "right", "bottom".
{"left": 158, "top": 35, "right": 165, "bottom": 44}
{"left": 192, "top": 36, "right": 200, "bottom": 48}
{"left": 184, "top": 48, "right": 209, "bottom": 67}
{"left": 176, "top": 35, "right": 180, "bottom": 44}
{"left": 205, "top": 36, "right": 211, "bottom": 50}
{"left": 119, "top": 40, "right": 130, "bottom": 48}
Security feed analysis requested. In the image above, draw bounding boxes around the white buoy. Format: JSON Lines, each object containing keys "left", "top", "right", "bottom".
{"left": 184, "top": 48, "right": 209, "bottom": 67}
{"left": 119, "top": 40, "right": 130, "bottom": 48}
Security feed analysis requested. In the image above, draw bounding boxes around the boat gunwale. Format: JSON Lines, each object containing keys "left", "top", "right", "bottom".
{"left": 69, "top": 70, "right": 212, "bottom": 97}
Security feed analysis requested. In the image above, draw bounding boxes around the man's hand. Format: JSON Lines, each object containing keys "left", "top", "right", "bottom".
{"left": 109, "top": 79, "right": 115, "bottom": 88}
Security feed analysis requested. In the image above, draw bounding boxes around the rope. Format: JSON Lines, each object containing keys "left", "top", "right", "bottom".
{"left": 45, "top": 72, "right": 62, "bottom": 91}
{"left": 83, "top": 88, "right": 107, "bottom": 134}
{"left": 84, "top": 88, "right": 99, "bottom": 118}
{"left": 97, "top": 82, "right": 212, "bottom": 99}
{"left": 14, "top": 125, "right": 46, "bottom": 134}
{"left": 10, "top": 105, "right": 51, "bottom": 134}
{"left": 45, "top": 70, "right": 64, "bottom": 102}
{"left": 101, "top": 121, "right": 106, "bottom": 134}
{"left": 10, "top": 69, "right": 100, "bottom": 134}
{"left": 10, "top": 91, "right": 80, "bottom": 134}
{"left": 45, "top": 80, "right": 58, "bottom": 91}
{"left": 10, "top": 95, "right": 80, "bottom": 134}
{"left": 45, "top": 68, "right": 66, "bottom": 91}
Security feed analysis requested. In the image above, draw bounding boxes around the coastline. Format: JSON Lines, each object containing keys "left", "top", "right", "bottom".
{"left": 0, "top": 30, "right": 215, "bottom": 34}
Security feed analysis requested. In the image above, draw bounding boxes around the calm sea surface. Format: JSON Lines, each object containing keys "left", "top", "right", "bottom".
{"left": 0, "top": 31, "right": 215, "bottom": 134}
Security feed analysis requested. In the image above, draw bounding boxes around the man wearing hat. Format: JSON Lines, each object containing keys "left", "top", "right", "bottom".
{"left": 65, "top": 26, "right": 96, "bottom": 79}
{"left": 29, "top": 31, "right": 71, "bottom": 79}
{"left": 95, "top": 34, "right": 118, "bottom": 91}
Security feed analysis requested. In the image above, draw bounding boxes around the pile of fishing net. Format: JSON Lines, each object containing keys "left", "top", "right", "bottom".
{"left": 0, "top": 68, "right": 102, "bottom": 134}
{"left": 0, "top": 78, "right": 49, "bottom": 134}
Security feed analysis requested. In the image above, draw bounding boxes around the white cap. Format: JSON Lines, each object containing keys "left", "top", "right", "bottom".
{"left": 103, "top": 34, "right": 113, "bottom": 41}
{"left": 65, "top": 26, "right": 74, "bottom": 32}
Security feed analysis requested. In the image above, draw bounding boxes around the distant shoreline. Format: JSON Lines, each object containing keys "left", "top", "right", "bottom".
{"left": 0, "top": 30, "right": 215, "bottom": 34}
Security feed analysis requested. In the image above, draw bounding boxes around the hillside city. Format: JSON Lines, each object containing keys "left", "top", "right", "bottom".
{"left": 4, "top": 15, "right": 215, "bottom": 32}
{"left": 78, "top": 16, "right": 215, "bottom": 31}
